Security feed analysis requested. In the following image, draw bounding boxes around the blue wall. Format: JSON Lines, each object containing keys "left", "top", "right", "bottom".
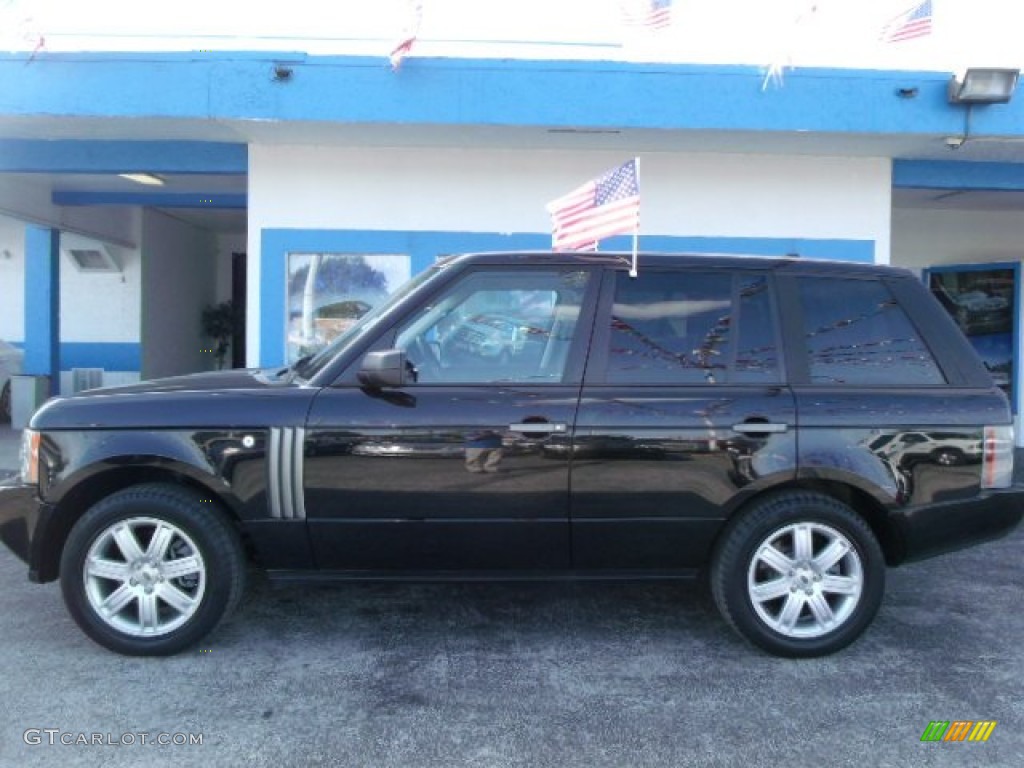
{"left": 3, "top": 53, "right": 1023, "bottom": 139}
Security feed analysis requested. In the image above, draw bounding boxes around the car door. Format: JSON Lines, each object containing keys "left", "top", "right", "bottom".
{"left": 304, "top": 265, "right": 599, "bottom": 572}
{"left": 572, "top": 266, "right": 797, "bottom": 571}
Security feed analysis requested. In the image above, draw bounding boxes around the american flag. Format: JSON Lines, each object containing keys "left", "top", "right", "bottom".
{"left": 547, "top": 160, "right": 640, "bottom": 251}
{"left": 879, "top": 0, "right": 932, "bottom": 43}
{"left": 389, "top": 0, "right": 423, "bottom": 70}
{"left": 621, "top": 0, "right": 673, "bottom": 31}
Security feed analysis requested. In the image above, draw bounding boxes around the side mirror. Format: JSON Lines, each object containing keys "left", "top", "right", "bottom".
{"left": 357, "top": 349, "right": 414, "bottom": 389}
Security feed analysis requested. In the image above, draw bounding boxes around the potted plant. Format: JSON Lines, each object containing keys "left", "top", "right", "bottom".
{"left": 201, "top": 301, "right": 235, "bottom": 370}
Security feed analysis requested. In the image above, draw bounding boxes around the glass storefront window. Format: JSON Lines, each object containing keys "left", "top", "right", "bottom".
{"left": 286, "top": 252, "right": 411, "bottom": 363}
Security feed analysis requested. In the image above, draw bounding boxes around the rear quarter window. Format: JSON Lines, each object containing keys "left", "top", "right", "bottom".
{"left": 797, "top": 276, "right": 945, "bottom": 386}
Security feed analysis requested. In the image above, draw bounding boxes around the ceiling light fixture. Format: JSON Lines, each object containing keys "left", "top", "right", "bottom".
{"left": 117, "top": 173, "right": 165, "bottom": 186}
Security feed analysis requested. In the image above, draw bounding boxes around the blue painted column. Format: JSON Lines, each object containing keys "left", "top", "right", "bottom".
{"left": 24, "top": 226, "right": 60, "bottom": 392}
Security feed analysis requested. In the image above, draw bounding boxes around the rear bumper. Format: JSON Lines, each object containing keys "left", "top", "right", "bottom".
{"left": 891, "top": 488, "right": 1024, "bottom": 564}
{"left": 0, "top": 476, "right": 54, "bottom": 582}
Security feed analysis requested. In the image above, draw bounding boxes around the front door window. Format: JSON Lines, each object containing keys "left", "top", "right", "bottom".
{"left": 394, "top": 269, "right": 591, "bottom": 384}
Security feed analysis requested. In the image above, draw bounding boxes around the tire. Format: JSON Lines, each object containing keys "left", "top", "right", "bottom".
{"left": 60, "top": 483, "right": 246, "bottom": 656}
{"left": 710, "top": 491, "right": 885, "bottom": 658}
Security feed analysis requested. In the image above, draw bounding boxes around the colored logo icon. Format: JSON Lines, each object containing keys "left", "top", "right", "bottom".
{"left": 921, "top": 721, "right": 997, "bottom": 742}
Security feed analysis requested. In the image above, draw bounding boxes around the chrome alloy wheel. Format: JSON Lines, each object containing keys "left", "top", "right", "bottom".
{"left": 746, "top": 522, "right": 864, "bottom": 639}
{"left": 82, "top": 517, "right": 207, "bottom": 637}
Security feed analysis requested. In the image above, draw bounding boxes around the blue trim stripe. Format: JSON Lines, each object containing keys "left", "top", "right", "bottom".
{"left": 5, "top": 342, "right": 142, "bottom": 372}
{"left": 894, "top": 160, "right": 1024, "bottom": 191}
{"left": 0, "top": 140, "right": 247, "bottom": 174}
{"left": 60, "top": 342, "right": 142, "bottom": 371}
{"left": 23, "top": 227, "right": 60, "bottom": 381}
{"left": 53, "top": 191, "right": 247, "bottom": 208}
{"left": 3, "top": 53, "right": 1022, "bottom": 138}
{"left": 258, "top": 228, "right": 873, "bottom": 367}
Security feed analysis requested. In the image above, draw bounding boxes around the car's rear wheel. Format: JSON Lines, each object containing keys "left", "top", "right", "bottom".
{"left": 60, "top": 484, "right": 245, "bottom": 656}
{"left": 710, "top": 491, "right": 885, "bottom": 658}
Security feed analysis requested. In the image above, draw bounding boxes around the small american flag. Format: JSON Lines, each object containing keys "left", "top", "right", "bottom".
{"left": 879, "top": 0, "right": 932, "bottom": 43}
{"left": 547, "top": 160, "right": 640, "bottom": 252}
{"left": 389, "top": 0, "right": 423, "bottom": 70}
{"left": 621, "top": 0, "right": 673, "bottom": 31}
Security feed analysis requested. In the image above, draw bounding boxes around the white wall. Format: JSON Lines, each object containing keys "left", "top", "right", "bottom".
{"left": 18, "top": 0, "right": 1024, "bottom": 73}
{"left": 0, "top": 214, "right": 25, "bottom": 342}
{"left": 892, "top": 208, "right": 1024, "bottom": 272}
{"left": 59, "top": 232, "right": 141, "bottom": 344}
{"left": 141, "top": 209, "right": 220, "bottom": 379}
{"left": 0, "top": 211, "right": 143, "bottom": 391}
{"left": 246, "top": 144, "right": 893, "bottom": 363}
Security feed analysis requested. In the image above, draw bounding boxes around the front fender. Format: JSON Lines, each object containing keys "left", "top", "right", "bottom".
{"left": 39, "top": 429, "right": 270, "bottom": 519}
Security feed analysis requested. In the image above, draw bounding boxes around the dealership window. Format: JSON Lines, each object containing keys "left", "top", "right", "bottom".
{"left": 286, "top": 253, "right": 410, "bottom": 363}
{"left": 927, "top": 264, "right": 1017, "bottom": 407}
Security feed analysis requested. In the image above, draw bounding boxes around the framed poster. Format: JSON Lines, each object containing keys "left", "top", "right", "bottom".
{"left": 926, "top": 262, "right": 1019, "bottom": 410}
{"left": 286, "top": 253, "right": 411, "bottom": 363}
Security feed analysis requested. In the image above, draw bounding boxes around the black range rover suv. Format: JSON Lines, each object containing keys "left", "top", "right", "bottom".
{"left": 1, "top": 252, "right": 1020, "bottom": 658}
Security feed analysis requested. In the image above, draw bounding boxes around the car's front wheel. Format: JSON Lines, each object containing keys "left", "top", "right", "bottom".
{"left": 60, "top": 484, "right": 245, "bottom": 656}
{"left": 710, "top": 491, "right": 885, "bottom": 658}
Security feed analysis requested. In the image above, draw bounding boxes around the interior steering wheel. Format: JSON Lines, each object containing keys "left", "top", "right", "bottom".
{"left": 406, "top": 335, "right": 440, "bottom": 382}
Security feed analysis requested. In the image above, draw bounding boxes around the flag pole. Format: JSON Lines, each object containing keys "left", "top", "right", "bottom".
{"left": 630, "top": 156, "right": 640, "bottom": 278}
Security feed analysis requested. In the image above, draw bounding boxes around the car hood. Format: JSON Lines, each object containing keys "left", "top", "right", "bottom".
{"left": 72, "top": 368, "right": 287, "bottom": 397}
{"left": 31, "top": 368, "right": 317, "bottom": 431}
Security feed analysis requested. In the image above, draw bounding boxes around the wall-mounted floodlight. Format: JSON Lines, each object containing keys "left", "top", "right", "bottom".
{"left": 948, "top": 68, "right": 1019, "bottom": 104}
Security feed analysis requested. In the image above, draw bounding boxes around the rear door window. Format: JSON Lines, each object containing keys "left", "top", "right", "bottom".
{"left": 603, "top": 270, "right": 780, "bottom": 385}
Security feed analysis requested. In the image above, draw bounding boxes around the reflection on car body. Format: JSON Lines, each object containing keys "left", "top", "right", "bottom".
{"left": 868, "top": 430, "right": 983, "bottom": 469}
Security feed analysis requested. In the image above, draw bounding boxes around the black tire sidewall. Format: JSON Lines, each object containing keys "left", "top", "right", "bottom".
{"left": 60, "top": 485, "right": 243, "bottom": 656}
{"left": 713, "top": 493, "right": 885, "bottom": 658}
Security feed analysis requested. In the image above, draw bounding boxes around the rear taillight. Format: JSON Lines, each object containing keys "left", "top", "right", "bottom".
{"left": 982, "top": 425, "right": 1013, "bottom": 489}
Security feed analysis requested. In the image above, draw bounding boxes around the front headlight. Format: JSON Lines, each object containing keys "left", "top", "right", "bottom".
{"left": 19, "top": 429, "right": 40, "bottom": 485}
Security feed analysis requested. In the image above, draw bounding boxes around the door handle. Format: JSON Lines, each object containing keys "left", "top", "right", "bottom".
{"left": 732, "top": 422, "right": 788, "bottom": 434}
{"left": 510, "top": 422, "right": 567, "bottom": 434}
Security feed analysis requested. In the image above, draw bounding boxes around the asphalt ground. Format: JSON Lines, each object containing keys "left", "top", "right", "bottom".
{"left": 0, "top": 521, "right": 1021, "bottom": 768}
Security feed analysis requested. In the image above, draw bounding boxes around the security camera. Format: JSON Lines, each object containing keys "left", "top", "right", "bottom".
{"left": 944, "top": 136, "right": 966, "bottom": 149}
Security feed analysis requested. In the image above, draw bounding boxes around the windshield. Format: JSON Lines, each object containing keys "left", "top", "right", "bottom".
{"left": 296, "top": 265, "right": 445, "bottom": 380}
